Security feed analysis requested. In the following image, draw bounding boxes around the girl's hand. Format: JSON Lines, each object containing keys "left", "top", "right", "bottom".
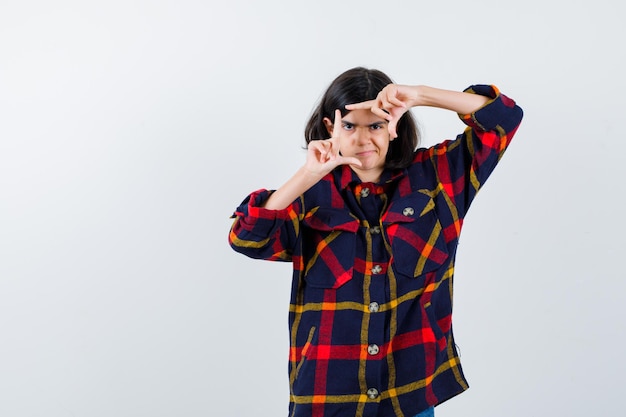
{"left": 346, "top": 84, "right": 418, "bottom": 139}
{"left": 304, "top": 109, "right": 362, "bottom": 177}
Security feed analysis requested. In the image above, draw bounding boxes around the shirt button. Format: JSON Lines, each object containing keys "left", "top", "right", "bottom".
{"left": 370, "top": 226, "right": 381, "bottom": 234}
{"left": 367, "top": 344, "right": 379, "bottom": 355}
{"left": 367, "top": 388, "right": 379, "bottom": 399}
{"left": 371, "top": 265, "right": 382, "bottom": 274}
{"left": 360, "top": 188, "right": 370, "bottom": 198}
{"left": 402, "top": 207, "right": 415, "bottom": 216}
{"left": 368, "top": 302, "right": 380, "bottom": 313}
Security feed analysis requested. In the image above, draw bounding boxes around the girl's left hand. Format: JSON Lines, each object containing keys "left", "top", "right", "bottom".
{"left": 346, "top": 84, "right": 418, "bottom": 139}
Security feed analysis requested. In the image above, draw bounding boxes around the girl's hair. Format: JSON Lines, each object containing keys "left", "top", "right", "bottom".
{"left": 304, "top": 67, "right": 420, "bottom": 170}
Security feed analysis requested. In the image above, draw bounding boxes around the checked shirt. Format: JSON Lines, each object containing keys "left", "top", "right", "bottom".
{"left": 229, "top": 85, "right": 523, "bottom": 417}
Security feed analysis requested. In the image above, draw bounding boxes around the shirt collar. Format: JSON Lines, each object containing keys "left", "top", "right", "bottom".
{"left": 333, "top": 165, "right": 406, "bottom": 190}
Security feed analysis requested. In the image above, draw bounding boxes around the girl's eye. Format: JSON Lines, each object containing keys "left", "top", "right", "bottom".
{"left": 342, "top": 123, "right": 354, "bottom": 130}
{"left": 370, "top": 124, "right": 382, "bottom": 130}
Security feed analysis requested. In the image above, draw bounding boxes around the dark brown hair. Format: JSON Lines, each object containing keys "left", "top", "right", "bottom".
{"left": 304, "top": 67, "right": 420, "bottom": 170}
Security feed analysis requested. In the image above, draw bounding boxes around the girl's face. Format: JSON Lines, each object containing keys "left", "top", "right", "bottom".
{"left": 324, "top": 109, "right": 392, "bottom": 183}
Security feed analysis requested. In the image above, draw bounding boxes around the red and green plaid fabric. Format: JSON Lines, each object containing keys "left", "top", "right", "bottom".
{"left": 229, "top": 85, "right": 523, "bottom": 417}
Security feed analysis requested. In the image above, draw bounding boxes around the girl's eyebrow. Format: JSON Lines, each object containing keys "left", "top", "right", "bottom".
{"left": 341, "top": 119, "right": 388, "bottom": 126}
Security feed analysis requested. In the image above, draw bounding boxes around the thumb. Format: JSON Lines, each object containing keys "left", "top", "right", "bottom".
{"left": 388, "top": 118, "right": 399, "bottom": 139}
{"left": 342, "top": 156, "right": 362, "bottom": 167}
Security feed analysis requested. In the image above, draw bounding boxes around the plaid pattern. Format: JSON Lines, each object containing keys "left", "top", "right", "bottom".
{"left": 229, "top": 85, "right": 523, "bottom": 417}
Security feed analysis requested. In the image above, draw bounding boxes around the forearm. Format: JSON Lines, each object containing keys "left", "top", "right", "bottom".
{"left": 262, "top": 166, "right": 321, "bottom": 210}
{"left": 412, "top": 85, "right": 489, "bottom": 115}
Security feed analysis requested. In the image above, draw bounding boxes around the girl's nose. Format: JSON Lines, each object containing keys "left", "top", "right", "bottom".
{"left": 354, "top": 127, "right": 371, "bottom": 144}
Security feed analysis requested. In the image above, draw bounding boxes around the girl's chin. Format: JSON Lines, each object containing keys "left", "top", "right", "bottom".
{"left": 355, "top": 161, "right": 382, "bottom": 170}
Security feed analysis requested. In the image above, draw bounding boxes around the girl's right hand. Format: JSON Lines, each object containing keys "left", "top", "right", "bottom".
{"left": 304, "top": 109, "right": 362, "bottom": 178}
{"left": 259, "top": 111, "right": 362, "bottom": 210}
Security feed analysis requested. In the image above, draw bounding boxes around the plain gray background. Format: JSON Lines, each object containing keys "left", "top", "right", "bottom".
{"left": 1, "top": 1, "right": 624, "bottom": 416}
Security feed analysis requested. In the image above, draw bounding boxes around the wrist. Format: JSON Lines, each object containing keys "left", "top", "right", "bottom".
{"left": 412, "top": 85, "right": 434, "bottom": 107}
{"left": 297, "top": 166, "right": 325, "bottom": 186}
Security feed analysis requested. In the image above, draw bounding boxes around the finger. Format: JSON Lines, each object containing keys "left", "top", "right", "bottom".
{"left": 370, "top": 106, "right": 393, "bottom": 121}
{"left": 308, "top": 140, "right": 326, "bottom": 152}
{"left": 343, "top": 157, "right": 362, "bottom": 167}
{"left": 327, "top": 135, "right": 340, "bottom": 159}
{"left": 332, "top": 109, "right": 342, "bottom": 137}
{"left": 384, "top": 94, "right": 406, "bottom": 108}
{"left": 345, "top": 99, "right": 376, "bottom": 110}
{"left": 382, "top": 86, "right": 407, "bottom": 108}
{"left": 309, "top": 140, "right": 330, "bottom": 161}
{"left": 388, "top": 119, "right": 399, "bottom": 139}
{"left": 324, "top": 140, "right": 335, "bottom": 161}
{"left": 324, "top": 138, "right": 341, "bottom": 162}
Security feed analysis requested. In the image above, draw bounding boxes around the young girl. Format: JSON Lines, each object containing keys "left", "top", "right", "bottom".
{"left": 228, "top": 67, "right": 523, "bottom": 417}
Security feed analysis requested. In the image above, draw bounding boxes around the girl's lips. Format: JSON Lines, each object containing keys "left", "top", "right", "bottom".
{"left": 357, "top": 150, "right": 376, "bottom": 157}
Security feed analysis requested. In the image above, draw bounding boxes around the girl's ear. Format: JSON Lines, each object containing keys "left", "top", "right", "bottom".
{"left": 323, "top": 117, "right": 334, "bottom": 135}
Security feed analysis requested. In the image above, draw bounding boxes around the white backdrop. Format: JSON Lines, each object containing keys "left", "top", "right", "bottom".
{"left": 1, "top": 1, "right": 624, "bottom": 416}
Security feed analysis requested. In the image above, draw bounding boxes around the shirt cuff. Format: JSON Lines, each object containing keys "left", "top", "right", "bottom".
{"left": 458, "top": 84, "right": 519, "bottom": 132}
{"left": 231, "top": 189, "right": 292, "bottom": 234}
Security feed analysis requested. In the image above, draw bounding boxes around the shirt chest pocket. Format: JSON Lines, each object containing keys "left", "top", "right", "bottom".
{"left": 301, "top": 207, "right": 359, "bottom": 289}
{"left": 382, "top": 192, "right": 450, "bottom": 278}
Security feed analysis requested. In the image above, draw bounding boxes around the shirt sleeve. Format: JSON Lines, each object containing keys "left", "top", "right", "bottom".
{"left": 228, "top": 189, "right": 301, "bottom": 262}
{"left": 419, "top": 84, "right": 523, "bottom": 219}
